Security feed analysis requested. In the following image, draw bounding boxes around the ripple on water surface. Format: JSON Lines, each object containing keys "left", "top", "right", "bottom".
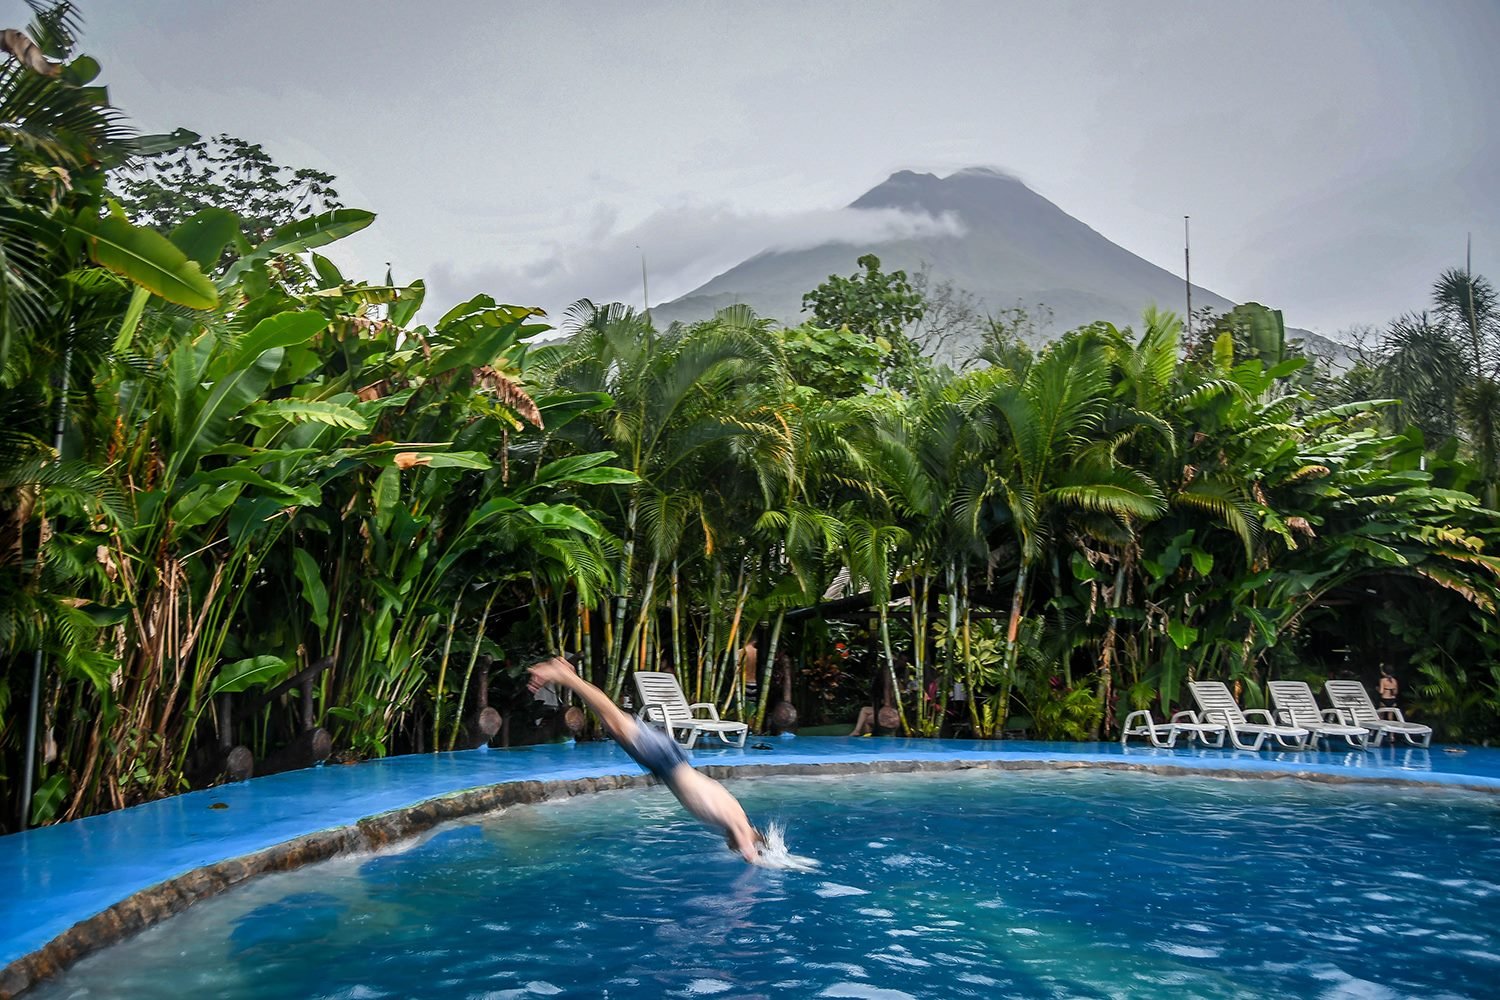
{"left": 30, "top": 770, "right": 1500, "bottom": 999}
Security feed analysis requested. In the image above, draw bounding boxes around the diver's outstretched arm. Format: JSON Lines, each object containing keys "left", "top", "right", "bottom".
{"left": 527, "top": 657, "right": 640, "bottom": 741}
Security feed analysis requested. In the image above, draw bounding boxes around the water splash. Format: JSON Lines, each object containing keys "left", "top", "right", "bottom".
{"left": 754, "top": 820, "right": 819, "bottom": 871}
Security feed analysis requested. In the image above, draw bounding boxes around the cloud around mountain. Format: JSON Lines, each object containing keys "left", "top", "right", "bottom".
{"left": 425, "top": 200, "right": 966, "bottom": 323}
{"left": 427, "top": 165, "right": 1343, "bottom": 361}
{"left": 650, "top": 167, "right": 1239, "bottom": 342}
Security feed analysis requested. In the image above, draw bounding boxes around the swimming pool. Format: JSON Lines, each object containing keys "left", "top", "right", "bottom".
{"left": 29, "top": 768, "right": 1500, "bottom": 999}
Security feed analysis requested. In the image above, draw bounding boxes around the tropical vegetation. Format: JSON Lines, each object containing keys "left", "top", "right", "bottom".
{"left": 3, "top": 4, "right": 1497, "bottom": 832}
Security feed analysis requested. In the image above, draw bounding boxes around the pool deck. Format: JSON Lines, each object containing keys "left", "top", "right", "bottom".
{"left": 3, "top": 736, "right": 1497, "bottom": 973}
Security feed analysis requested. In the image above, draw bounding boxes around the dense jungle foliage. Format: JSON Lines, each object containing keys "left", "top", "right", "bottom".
{"left": 3, "top": 4, "right": 1498, "bottom": 830}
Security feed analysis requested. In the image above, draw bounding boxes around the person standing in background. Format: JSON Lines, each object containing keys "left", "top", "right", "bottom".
{"left": 1378, "top": 665, "right": 1399, "bottom": 709}
{"left": 740, "top": 638, "right": 759, "bottom": 705}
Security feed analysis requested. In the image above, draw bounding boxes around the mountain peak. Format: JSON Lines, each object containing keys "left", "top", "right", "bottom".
{"left": 851, "top": 169, "right": 941, "bottom": 206}
{"left": 877, "top": 166, "right": 1022, "bottom": 186}
{"left": 653, "top": 165, "right": 1241, "bottom": 352}
{"left": 851, "top": 165, "right": 1037, "bottom": 213}
{"left": 950, "top": 165, "right": 1023, "bottom": 182}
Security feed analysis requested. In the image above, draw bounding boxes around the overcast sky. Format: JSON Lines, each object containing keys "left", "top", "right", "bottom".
{"left": 45, "top": 1, "right": 1500, "bottom": 336}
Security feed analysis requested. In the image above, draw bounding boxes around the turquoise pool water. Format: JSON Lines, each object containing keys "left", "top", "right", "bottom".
{"left": 30, "top": 769, "right": 1500, "bottom": 999}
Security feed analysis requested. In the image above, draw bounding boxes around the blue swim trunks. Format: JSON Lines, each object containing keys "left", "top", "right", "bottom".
{"left": 622, "top": 724, "right": 691, "bottom": 780}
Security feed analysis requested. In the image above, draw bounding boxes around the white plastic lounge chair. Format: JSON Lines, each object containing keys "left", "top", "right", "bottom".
{"left": 1324, "top": 680, "right": 1432, "bottom": 748}
{"left": 632, "top": 671, "right": 749, "bottom": 749}
{"left": 1189, "top": 680, "right": 1312, "bottom": 751}
{"left": 1267, "top": 681, "right": 1372, "bottom": 750}
{"left": 1119, "top": 709, "right": 1226, "bottom": 748}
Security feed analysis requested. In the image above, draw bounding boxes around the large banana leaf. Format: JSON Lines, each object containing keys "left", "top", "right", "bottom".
{"left": 170, "top": 207, "right": 245, "bottom": 269}
{"left": 221, "top": 209, "right": 375, "bottom": 284}
{"left": 75, "top": 212, "right": 218, "bottom": 309}
{"left": 221, "top": 310, "right": 327, "bottom": 375}
{"left": 171, "top": 347, "right": 285, "bottom": 476}
{"left": 196, "top": 465, "right": 321, "bottom": 506}
{"left": 388, "top": 279, "right": 425, "bottom": 328}
{"left": 529, "top": 451, "right": 640, "bottom": 490}
{"left": 241, "top": 399, "right": 369, "bottom": 431}
{"left": 430, "top": 298, "right": 546, "bottom": 376}
{"left": 259, "top": 209, "right": 375, "bottom": 255}
{"left": 292, "top": 548, "right": 329, "bottom": 632}
{"left": 208, "top": 656, "right": 291, "bottom": 698}
{"left": 169, "top": 482, "right": 243, "bottom": 531}
{"left": 525, "top": 502, "right": 605, "bottom": 537}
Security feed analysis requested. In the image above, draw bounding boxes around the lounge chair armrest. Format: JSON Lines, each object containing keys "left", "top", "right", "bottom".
{"left": 1322, "top": 708, "right": 1352, "bottom": 724}
{"left": 688, "top": 702, "right": 721, "bottom": 720}
{"left": 1377, "top": 707, "right": 1408, "bottom": 722}
{"left": 1201, "top": 709, "right": 1231, "bottom": 725}
{"left": 1168, "top": 710, "right": 1203, "bottom": 724}
{"left": 1242, "top": 709, "right": 1276, "bottom": 725}
{"left": 638, "top": 704, "right": 667, "bottom": 723}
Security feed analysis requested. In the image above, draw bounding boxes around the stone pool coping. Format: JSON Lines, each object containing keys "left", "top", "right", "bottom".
{"left": 3, "top": 737, "right": 1497, "bottom": 998}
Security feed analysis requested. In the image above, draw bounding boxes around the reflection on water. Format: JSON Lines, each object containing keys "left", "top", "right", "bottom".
{"left": 1376, "top": 746, "right": 1432, "bottom": 770}
{"left": 32, "top": 770, "right": 1500, "bottom": 1000}
{"left": 1121, "top": 742, "right": 1435, "bottom": 771}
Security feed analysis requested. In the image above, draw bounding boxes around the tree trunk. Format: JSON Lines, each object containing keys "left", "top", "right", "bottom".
{"left": 1092, "top": 561, "right": 1127, "bottom": 740}
{"left": 431, "top": 593, "right": 462, "bottom": 752}
{"left": 753, "top": 609, "right": 786, "bottom": 729}
{"left": 447, "top": 587, "right": 498, "bottom": 750}
{"left": 670, "top": 558, "right": 684, "bottom": 683}
{"left": 999, "top": 561, "right": 1031, "bottom": 734}
{"left": 607, "top": 497, "right": 638, "bottom": 695}
{"left": 621, "top": 553, "right": 661, "bottom": 690}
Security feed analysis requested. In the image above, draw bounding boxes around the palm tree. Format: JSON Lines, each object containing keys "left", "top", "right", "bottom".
{"left": 1, "top": 3, "right": 138, "bottom": 370}
{"left": 1377, "top": 313, "right": 1465, "bottom": 444}
{"left": 979, "top": 331, "right": 1166, "bottom": 685}
{"left": 545, "top": 302, "right": 792, "bottom": 699}
{"left": 1433, "top": 268, "right": 1496, "bottom": 378}
{"left": 1432, "top": 269, "right": 1500, "bottom": 507}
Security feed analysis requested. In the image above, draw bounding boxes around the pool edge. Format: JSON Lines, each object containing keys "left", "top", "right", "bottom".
{"left": 3, "top": 756, "right": 1495, "bottom": 998}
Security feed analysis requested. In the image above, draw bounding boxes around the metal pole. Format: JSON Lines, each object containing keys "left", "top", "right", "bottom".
{"left": 1184, "top": 216, "right": 1192, "bottom": 340}
{"left": 638, "top": 246, "right": 651, "bottom": 328}
{"left": 1467, "top": 233, "right": 1481, "bottom": 373}
{"left": 20, "top": 342, "right": 71, "bottom": 830}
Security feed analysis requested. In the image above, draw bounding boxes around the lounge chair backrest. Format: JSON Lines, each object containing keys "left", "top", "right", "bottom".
{"left": 1325, "top": 680, "right": 1382, "bottom": 726}
{"left": 1267, "top": 681, "right": 1323, "bottom": 728}
{"left": 633, "top": 671, "right": 694, "bottom": 726}
{"left": 1189, "top": 681, "right": 1247, "bottom": 725}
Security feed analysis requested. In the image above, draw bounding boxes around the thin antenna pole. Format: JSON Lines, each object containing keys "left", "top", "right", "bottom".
{"left": 1184, "top": 216, "right": 1193, "bottom": 339}
{"left": 1467, "top": 232, "right": 1481, "bottom": 372}
{"left": 637, "top": 245, "right": 651, "bottom": 328}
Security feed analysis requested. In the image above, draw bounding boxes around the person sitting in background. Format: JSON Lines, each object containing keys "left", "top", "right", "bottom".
{"left": 849, "top": 657, "right": 900, "bottom": 736}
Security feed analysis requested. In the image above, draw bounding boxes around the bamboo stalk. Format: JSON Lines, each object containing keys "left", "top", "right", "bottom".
{"left": 431, "top": 593, "right": 462, "bottom": 753}
{"left": 607, "top": 498, "right": 639, "bottom": 694}
{"left": 669, "top": 558, "right": 683, "bottom": 684}
{"left": 711, "top": 565, "right": 751, "bottom": 715}
{"left": 697, "top": 563, "right": 721, "bottom": 703}
{"left": 446, "top": 585, "right": 498, "bottom": 750}
{"left": 753, "top": 608, "right": 785, "bottom": 729}
{"left": 621, "top": 553, "right": 661, "bottom": 690}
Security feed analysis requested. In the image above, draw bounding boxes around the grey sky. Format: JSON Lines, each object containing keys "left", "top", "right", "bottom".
{"left": 48, "top": 0, "right": 1500, "bottom": 336}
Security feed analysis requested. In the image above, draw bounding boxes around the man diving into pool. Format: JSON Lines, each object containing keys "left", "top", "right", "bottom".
{"left": 527, "top": 657, "right": 766, "bottom": 864}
